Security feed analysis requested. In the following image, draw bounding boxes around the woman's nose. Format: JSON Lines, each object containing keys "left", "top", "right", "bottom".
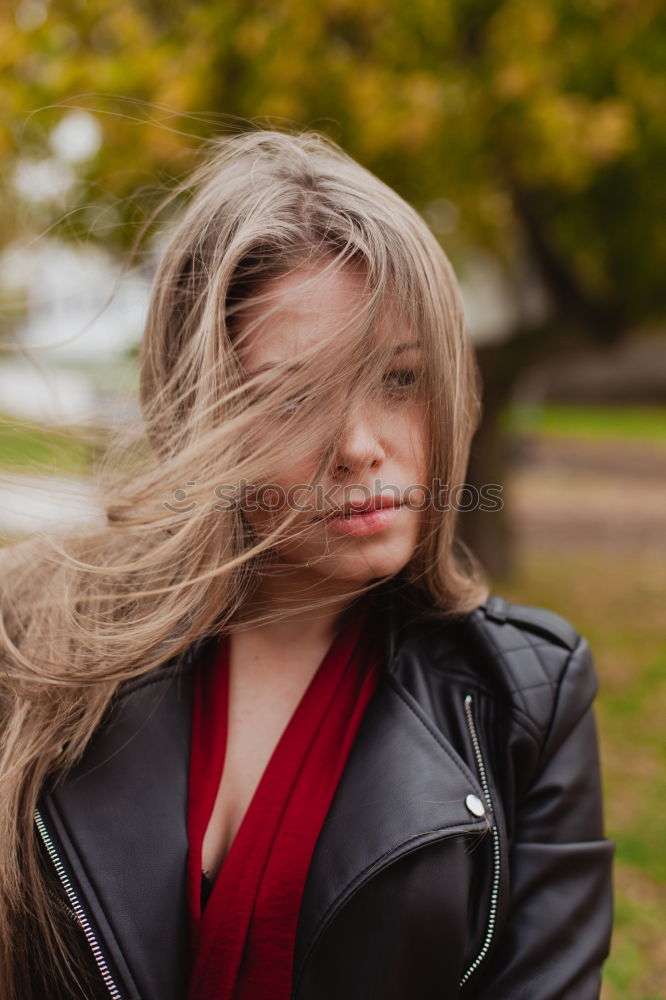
{"left": 331, "top": 401, "right": 386, "bottom": 480}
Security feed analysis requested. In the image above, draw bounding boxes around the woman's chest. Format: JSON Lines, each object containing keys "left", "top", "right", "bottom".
{"left": 201, "top": 640, "right": 331, "bottom": 880}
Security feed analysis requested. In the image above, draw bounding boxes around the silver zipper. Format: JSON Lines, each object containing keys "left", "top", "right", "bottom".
{"left": 459, "top": 693, "right": 501, "bottom": 988}
{"left": 34, "top": 808, "right": 124, "bottom": 1000}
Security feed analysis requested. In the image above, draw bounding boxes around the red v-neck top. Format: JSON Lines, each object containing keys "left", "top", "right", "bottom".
{"left": 185, "top": 598, "right": 382, "bottom": 1000}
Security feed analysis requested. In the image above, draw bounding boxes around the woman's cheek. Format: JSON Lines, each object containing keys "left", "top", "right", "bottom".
{"left": 242, "top": 474, "right": 317, "bottom": 538}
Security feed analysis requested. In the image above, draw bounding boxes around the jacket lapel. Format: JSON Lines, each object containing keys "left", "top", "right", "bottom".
{"left": 293, "top": 667, "right": 491, "bottom": 992}
{"left": 37, "top": 588, "right": 490, "bottom": 1000}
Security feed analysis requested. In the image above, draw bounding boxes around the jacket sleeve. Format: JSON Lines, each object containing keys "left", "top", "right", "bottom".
{"left": 470, "top": 633, "right": 615, "bottom": 999}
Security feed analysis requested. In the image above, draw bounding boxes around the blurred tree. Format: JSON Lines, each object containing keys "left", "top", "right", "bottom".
{"left": 2, "top": 0, "right": 664, "bottom": 573}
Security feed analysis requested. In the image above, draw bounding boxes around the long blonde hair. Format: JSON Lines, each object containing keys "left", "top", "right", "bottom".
{"left": 0, "top": 127, "right": 488, "bottom": 997}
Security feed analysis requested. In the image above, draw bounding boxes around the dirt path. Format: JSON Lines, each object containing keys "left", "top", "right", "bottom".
{"left": 510, "top": 434, "right": 666, "bottom": 551}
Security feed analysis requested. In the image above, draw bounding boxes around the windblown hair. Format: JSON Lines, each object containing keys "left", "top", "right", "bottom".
{"left": 0, "top": 128, "right": 488, "bottom": 997}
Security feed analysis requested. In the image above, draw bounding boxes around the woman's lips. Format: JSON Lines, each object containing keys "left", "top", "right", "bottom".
{"left": 325, "top": 503, "right": 402, "bottom": 537}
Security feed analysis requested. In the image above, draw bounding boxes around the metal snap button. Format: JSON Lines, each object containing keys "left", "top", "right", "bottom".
{"left": 465, "top": 793, "right": 486, "bottom": 817}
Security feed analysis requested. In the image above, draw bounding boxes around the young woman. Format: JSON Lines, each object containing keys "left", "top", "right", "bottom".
{"left": 0, "top": 130, "right": 613, "bottom": 1000}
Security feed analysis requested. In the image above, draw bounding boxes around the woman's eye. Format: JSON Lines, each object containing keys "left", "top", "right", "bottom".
{"left": 383, "top": 368, "right": 420, "bottom": 394}
{"left": 254, "top": 372, "right": 420, "bottom": 414}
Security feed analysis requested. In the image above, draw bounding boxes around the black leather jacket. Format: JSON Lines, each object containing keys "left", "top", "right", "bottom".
{"left": 34, "top": 584, "right": 615, "bottom": 999}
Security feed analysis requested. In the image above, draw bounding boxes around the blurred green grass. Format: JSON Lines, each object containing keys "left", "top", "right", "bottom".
{"left": 0, "top": 411, "right": 95, "bottom": 475}
{"left": 505, "top": 403, "right": 666, "bottom": 441}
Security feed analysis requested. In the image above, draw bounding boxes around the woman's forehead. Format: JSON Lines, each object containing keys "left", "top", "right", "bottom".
{"left": 235, "top": 263, "right": 419, "bottom": 370}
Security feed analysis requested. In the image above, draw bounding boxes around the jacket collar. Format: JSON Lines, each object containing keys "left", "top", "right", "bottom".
{"left": 39, "top": 581, "right": 490, "bottom": 1000}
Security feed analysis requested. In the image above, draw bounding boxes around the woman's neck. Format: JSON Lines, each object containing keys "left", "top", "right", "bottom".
{"left": 236, "top": 569, "right": 369, "bottom": 648}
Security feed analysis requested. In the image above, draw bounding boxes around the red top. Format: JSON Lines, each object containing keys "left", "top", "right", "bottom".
{"left": 185, "top": 598, "right": 382, "bottom": 1000}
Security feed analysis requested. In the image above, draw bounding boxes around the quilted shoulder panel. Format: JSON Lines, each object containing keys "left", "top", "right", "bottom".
{"left": 466, "top": 595, "right": 585, "bottom": 734}
{"left": 481, "top": 595, "right": 578, "bottom": 650}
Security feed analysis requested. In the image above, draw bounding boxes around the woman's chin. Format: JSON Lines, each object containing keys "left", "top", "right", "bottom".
{"left": 303, "top": 551, "right": 410, "bottom": 587}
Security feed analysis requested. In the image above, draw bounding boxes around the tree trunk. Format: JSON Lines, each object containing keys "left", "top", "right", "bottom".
{"left": 458, "top": 355, "right": 516, "bottom": 580}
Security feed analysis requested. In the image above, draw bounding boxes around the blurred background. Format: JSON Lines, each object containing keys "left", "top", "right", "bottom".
{"left": 1, "top": 1, "right": 665, "bottom": 995}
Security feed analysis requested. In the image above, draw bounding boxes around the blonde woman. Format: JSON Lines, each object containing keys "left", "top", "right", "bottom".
{"left": 0, "top": 130, "right": 613, "bottom": 1000}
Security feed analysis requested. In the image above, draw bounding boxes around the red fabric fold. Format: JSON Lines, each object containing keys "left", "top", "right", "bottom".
{"left": 185, "top": 598, "right": 381, "bottom": 1000}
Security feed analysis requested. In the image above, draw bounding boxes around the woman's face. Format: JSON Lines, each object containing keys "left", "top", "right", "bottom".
{"left": 236, "top": 263, "right": 429, "bottom": 588}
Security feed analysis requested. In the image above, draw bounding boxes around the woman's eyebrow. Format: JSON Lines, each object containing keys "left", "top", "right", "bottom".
{"left": 393, "top": 340, "right": 422, "bottom": 355}
{"left": 246, "top": 341, "right": 422, "bottom": 377}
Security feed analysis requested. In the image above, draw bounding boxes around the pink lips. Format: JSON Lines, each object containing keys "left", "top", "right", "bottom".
{"left": 325, "top": 501, "right": 402, "bottom": 537}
